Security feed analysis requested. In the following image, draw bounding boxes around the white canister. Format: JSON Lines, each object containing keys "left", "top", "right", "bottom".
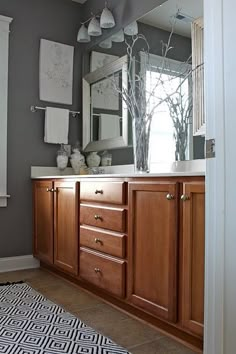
{"left": 86, "top": 152, "right": 101, "bottom": 168}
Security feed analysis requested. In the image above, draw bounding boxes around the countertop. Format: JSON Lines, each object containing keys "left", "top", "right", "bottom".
{"left": 31, "top": 160, "right": 205, "bottom": 179}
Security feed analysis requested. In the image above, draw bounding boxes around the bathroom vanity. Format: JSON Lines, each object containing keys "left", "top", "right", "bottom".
{"left": 32, "top": 170, "right": 205, "bottom": 350}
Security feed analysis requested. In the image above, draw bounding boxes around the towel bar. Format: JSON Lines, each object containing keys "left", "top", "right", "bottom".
{"left": 0, "top": 195, "right": 10, "bottom": 198}
{"left": 30, "top": 105, "right": 80, "bottom": 118}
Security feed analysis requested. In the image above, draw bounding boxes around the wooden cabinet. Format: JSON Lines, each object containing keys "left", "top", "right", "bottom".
{"left": 79, "top": 180, "right": 127, "bottom": 298}
{"left": 53, "top": 181, "right": 78, "bottom": 275}
{"left": 33, "top": 180, "right": 78, "bottom": 275}
{"left": 33, "top": 180, "right": 54, "bottom": 265}
{"left": 33, "top": 176, "right": 205, "bottom": 348}
{"left": 181, "top": 182, "right": 205, "bottom": 337}
{"left": 128, "top": 182, "right": 179, "bottom": 322}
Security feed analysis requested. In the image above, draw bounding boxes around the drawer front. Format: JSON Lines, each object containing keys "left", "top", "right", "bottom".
{"left": 80, "top": 205, "right": 126, "bottom": 233}
{"left": 80, "top": 226, "right": 126, "bottom": 258}
{"left": 80, "top": 248, "right": 126, "bottom": 298}
{"left": 80, "top": 182, "right": 126, "bottom": 205}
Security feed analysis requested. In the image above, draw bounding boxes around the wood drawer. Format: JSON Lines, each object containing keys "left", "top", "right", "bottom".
{"left": 80, "top": 248, "right": 126, "bottom": 298}
{"left": 80, "top": 226, "right": 126, "bottom": 258}
{"left": 80, "top": 181, "right": 126, "bottom": 205}
{"left": 80, "top": 204, "right": 126, "bottom": 233}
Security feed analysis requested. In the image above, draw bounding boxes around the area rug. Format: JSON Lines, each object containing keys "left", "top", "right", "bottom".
{"left": 0, "top": 282, "right": 130, "bottom": 353}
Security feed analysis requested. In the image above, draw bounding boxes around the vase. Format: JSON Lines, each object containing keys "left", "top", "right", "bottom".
{"left": 56, "top": 145, "right": 68, "bottom": 171}
{"left": 132, "top": 116, "right": 150, "bottom": 173}
{"left": 86, "top": 152, "right": 101, "bottom": 168}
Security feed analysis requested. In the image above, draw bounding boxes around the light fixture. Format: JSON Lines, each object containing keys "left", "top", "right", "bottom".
{"left": 88, "top": 16, "right": 102, "bottom": 36}
{"left": 99, "top": 37, "right": 112, "bottom": 49}
{"left": 111, "top": 29, "right": 124, "bottom": 43}
{"left": 124, "top": 21, "right": 139, "bottom": 36}
{"left": 77, "top": 24, "right": 91, "bottom": 43}
{"left": 100, "top": 5, "right": 115, "bottom": 29}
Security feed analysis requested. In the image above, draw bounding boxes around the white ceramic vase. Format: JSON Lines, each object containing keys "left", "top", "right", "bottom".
{"left": 86, "top": 152, "right": 101, "bottom": 167}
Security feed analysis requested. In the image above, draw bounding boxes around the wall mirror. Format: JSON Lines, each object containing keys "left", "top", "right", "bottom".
{"left": 82, "top": 0, "right": 204, "bottom": 163}
{"left": 82, "top": 55, "right": 128, "bottom": 152}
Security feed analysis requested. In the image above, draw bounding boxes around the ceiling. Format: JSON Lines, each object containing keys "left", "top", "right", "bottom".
{"left": 72, "top": 0, "right": 87, "bottom": 4}
{"left": 139, "top": 0, "right": 203, "bottom": 37}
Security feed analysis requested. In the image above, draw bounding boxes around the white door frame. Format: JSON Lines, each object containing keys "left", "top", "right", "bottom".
{"left": 204, "top": 0, "right": 236, "bottom": 352}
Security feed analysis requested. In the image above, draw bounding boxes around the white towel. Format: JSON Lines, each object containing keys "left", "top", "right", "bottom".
{"left": 44, "top": 107, "right": 69, "bottom": 144}
{"left": 99, "top": 114, "right": 121, "bottom": 140}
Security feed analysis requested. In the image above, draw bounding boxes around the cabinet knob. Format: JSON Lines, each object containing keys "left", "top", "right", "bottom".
{"left": 95, "top": 189, "right": 103, "bottom": 194}
{"left": 94, "top": 215, "right": 102, "bottom": 221}
{"left": 166, "top": 193, "right": 175, "bottom": 200}
{"left": 94, "top": 268, "right": 101, "bottom": 274}
{"left": 95, "top": 238, "right": 103, "bottom": 245}
{"left": 181, "top": 194, "right": 190, "bottom": 201}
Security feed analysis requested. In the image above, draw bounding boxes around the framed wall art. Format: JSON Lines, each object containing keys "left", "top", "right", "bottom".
{"left": 39, "top": 39, "right": 74, "bottom": 105}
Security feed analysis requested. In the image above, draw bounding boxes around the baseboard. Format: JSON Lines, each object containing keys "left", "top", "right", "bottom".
{"left": 0, "top": 255, "right": 40, "bottom": 273}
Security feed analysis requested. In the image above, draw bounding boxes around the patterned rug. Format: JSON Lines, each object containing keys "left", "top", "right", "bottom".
{"left": 0, "top": 282, "right": 130, "bottom": 353}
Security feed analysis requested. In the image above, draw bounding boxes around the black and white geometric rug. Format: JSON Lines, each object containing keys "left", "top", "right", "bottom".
{"left": 0, "top": 282, "right": 130, "bottom": 353}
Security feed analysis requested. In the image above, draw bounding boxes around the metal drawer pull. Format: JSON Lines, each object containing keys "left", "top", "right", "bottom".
{"left": 94, "top": 268, "right": 101, "bottom": 274}
{"left": 181, "top": 194, "right": 190, "bottom": 201}
{"left": 166, "top": 193, "right": 175, "bottom": 200}
{"left": 95, "top": 238, "right": 103, "bottom": 245}
{"left": 95, "top": 189, "right": 103, "bottom": 194}
{"left": 94, "top": 215, "right": 102, "bottom": 220}
{"left": 46, "top": 188, "right": 56, "bottom": 193}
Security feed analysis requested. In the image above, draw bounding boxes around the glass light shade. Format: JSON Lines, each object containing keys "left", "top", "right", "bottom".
{"left": 111, "top": 29, "right": 124, "bottom": 43}
{"left": 100, "top": 7, "right": 115, "bottom": 29}
{"left": 77, "top": 24, "right": 90, "bottom": 43}
{"left": 99, "top": 37, "right": 112, "bottom": 49}
{"left": 124, "top": 21, "right": 139, "bottom": 36}
{"left": 88, "top": 17, "right": 102, "bottom": 36}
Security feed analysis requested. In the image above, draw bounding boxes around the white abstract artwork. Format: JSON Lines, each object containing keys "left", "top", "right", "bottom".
{"left": 90, "top": 51, "right": 119, "bottom": 110}
{"left": 39, "top": 39, "right": 74, "bottom": 105}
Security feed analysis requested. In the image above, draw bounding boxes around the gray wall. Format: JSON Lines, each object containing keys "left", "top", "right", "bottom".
{"left": 0, "top": 0, "right": 83, "bottom": 258}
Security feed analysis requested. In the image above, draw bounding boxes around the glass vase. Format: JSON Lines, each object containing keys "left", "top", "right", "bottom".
{"left": 132, "top": 116, "right": 150, "bottom": 173}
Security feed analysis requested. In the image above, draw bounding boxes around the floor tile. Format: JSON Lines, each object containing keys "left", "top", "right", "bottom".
{"left": 0, "top": 268, "right": 199, "bottom": 353}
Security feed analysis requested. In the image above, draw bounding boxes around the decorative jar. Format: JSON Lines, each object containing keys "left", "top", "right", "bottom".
{"left": 56, "top": 145, "right": 68, "bottom": 171}
{"left": 70, "top": 149, "right": 85, "bottom": 174}
{"left": 101, "top": 151, "right": 112, "bottom": 166}
{"left": 86, "top": 152, "right": 101, "bottom": 168}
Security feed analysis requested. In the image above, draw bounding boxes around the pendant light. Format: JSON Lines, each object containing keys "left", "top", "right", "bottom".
{"left": 99, "top": 37, "right": 112, "bottom": 49}
{"left": 88, "top": 16, "right": 102, "bottom": 36}
{"left": 77, "top": 24, "right": 91, "bottom": 43}
{"left": 111, "top": 29, "right": 124, "bottom": 43}
{"left": 100, "top": 4, "right": 115, "bottom": 29}
{"left": 124, "top": 21, "right": 139, "bottom": 36}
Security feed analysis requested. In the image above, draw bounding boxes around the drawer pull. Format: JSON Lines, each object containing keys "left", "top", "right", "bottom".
{"left": 166, "top": 193, "right": 175, "bottom": 200}
{"left": 94, "top": 268, "right": 101, "bottom": 274}
{"left": 95, "top": 189, "right": 103, "bottom": 194}
{"left": 95, "top": 238, "right": 103, "bottom": 245}
{"left": 46, "top": 188, "right": 56, "bottom": 193}
{"left": 94, "top": 214, "right": 102, "bottom": 221}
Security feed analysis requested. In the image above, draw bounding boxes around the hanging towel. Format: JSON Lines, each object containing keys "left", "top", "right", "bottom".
{"left": 44, "top": 107, "right": 69, "bottom": 144}
{"left": 99, "top": 114, "right": 121, "bottom": 140}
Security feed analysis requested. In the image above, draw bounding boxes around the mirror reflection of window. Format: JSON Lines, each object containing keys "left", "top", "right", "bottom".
{"left": 90, "top": 70, "right": 123, "bottom": 142}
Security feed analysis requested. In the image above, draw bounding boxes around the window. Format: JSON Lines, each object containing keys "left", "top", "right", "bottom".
{"left": 140, "top": 53, "right": 192, "bottom": 164}
{"left": 0, "top": 15, "right": 13, "bottom": 207}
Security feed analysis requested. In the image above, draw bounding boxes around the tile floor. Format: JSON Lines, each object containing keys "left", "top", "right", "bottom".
{"left": 0, "top": 268, "right": 200, "bottom": 354}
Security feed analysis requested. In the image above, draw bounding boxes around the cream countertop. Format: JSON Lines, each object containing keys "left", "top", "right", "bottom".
{"left": 31, "top": 160, "right": 205, "bottom": 179}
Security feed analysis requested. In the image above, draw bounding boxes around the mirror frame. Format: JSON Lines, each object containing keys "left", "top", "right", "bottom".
{"left": 82, "top": 55, "right": 128, "bottom": 152}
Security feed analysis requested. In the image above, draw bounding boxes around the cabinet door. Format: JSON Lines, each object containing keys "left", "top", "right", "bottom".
{"left": 128, "top": 182, "right": 178, "bottom": 322}
{"left": 33, "top": 180, "right": 54, "bottom": 264}
{"left": 182, "top": 182, "right": 205, "bottom": 337}
{"left": 54, "top": 181, "right": 78, "bottom": 275}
